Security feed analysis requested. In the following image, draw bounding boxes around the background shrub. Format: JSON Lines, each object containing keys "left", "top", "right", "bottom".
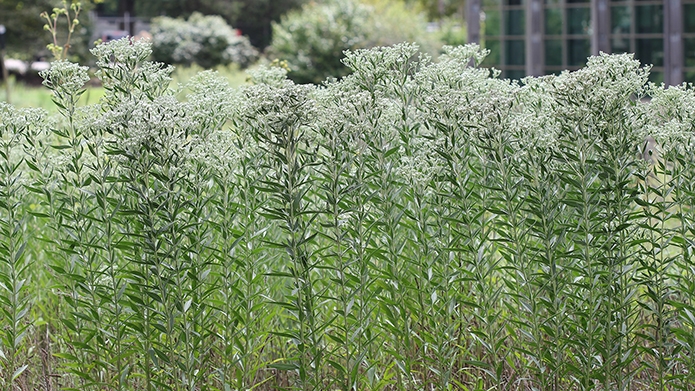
{"left": 269, "top": 0, "right": 441, "bottom": 84}
{"left": 151, "top": 12, "right": 258, "bottom": 69}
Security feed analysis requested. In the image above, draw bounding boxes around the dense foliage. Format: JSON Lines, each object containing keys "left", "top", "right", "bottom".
{"left": 269, "top": 0, "right": 441, "bottom": 84}
{"left": 150, "top": 12, "right": 258, "bottom": 69}
{"left": 97, "top": 0, "right": 306, "bottom": 49}
{"left": 0, "top": 0, "right": 94, "bottom": 62}
{"left": 3, "top": 38, "right": 695, "bottom": 391}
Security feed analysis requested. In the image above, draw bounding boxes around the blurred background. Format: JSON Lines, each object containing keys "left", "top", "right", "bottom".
{"left": 0, "top": 0, "right": 465, "bottom": 103}
{"left": 1, "top": 0, "right": 694, "bottom": 106}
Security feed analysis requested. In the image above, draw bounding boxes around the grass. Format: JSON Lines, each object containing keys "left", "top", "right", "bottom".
{"left": 0, "top": 63, "right": 250, "bottom": 112}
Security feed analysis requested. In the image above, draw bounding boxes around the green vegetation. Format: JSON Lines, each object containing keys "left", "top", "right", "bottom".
{"left": 0, "top": 64, "right": 248, "bottom": 112}
{"left": 0, "top": 0, "right": 96, "bottom": 63}
{"left": 150, "top": 12, "right": 258, "bottom": 69}
{"left": 4, "top": 38, "right": 695, "bottom": 391}
{"left": 98, "top": 0, "right": 306, "bottom": 49}
{"left": 269, "top": 0, "right": 442, "bottom": 84}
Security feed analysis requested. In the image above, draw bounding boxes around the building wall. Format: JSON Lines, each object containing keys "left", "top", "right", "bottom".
{"left": 469, "top": 0, "right": 695, "bottom": 85}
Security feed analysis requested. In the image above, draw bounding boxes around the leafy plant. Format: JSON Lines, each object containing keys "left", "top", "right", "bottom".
{"left": 151, "top": 12, "right": 258, "bottom": 69}
{"left": 5, "top": 38, "right": 695, "bottom": 391}
{"left": 269, "top": 0, "right": 441, "bottom": 84}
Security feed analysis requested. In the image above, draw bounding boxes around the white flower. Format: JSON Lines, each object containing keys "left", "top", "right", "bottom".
{"left": 39, "top": 60, "right": 90, "bottom": 108}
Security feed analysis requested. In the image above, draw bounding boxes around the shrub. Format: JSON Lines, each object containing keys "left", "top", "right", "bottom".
{"left": 269, "top": 0, "right": 441, "bottom": 84}
{"left": 6, "top": 38, "right": 695, "bottom": 390}
{"left": 436, "top": 16, "right": 467, "bottom": 47}
{"left": 151, "top": 12, "right": 258, "bottom": 69}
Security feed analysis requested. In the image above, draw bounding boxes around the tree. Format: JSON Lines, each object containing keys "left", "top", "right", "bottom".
{"left": 150, "top": 12, "right": 258, "bottom": 68}
{"left": 0, "top": 0, "right": 96, "bottom": 62}
{"left": 97, "top": 0, "right": 306, "bottom": 49}
{"left": 269, "top": 0, "right": 442, "bottom": 84}
{"left": 0, "top": 0, "right": 60, "bottom": 60}
{"left": 408, "top": 0, "right": 465, "bottom": 20}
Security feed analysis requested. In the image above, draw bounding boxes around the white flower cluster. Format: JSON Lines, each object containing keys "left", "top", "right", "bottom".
{"left": 246, "top": 65, "right": 289, "bottom": 88}
{"left": 39, "top": 60, "right": 90, "bottom": 107}
{"left": 241, "top": 81, "right": 318, "bottom": 140}
{"left": 0, "top": 103, "right": 46, "bottom": 139}
{"left": 515, "top": 75, "right": 561, "bottom": 161}
{"left": 0, "top": 103, "right": 47, "bottom": 190}
{"left": 102, "top": 96, "right": 194, "bottom": 169}
{"left": 92, "top": 37, "right": 153, "bottom": 70}
{"left": 185, "top": 70, "right": 239, "bottom": 136}
{"left": 187, "top": 129, "right": 242, "bottom": 177}
{"left": 643, "top": 83, "right": 695, "bottom": 157}
{"left": 394, "top": 136, "right": 443, "bottom": 191}
{"left": 313, "top": 84, "right": 377, "bottom": 154}
{"left": 342, "top": 43, "right": 422, "bottom": 96}
{"left": 92, "top": 38, "right": 175, "bottom": 103}
{"left": 550, "top": 53, "right": 649, "bottom": 152}
{"left": 435, "top": 44, "right": 491, "bottom": 74}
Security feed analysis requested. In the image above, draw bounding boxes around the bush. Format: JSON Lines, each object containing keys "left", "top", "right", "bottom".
{"left": 436, "top": 17, "right": 467, "bottom": 47}
{"left": 269, "top": 0, "right": 442, "bottom": 84}
{"left": 7, "top": 38, "right": 695, "bottom": 390}
{"left": 151, "top": 12, "right": 258, "bottom": 69}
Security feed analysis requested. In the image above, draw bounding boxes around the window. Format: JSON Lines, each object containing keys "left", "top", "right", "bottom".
{"left": 635, "top": 5, "right": 663, "bottom": 34}
{"left": 686, "top": 4, "right": 695, "bottom": 33}
{"left": 684, "top": 1, "right": 695, "bottom": 83}
{"left": 636, "top": 38, "right": 664, "bottom": 67}
{"left": 685, "top": 38, "right": 695, "bottom": 67}
{"left": 482, "top": 40, "right": 502, "bottom": 67}
{"left": 610, "top": 0, "right": 665, "bottom": 81}
{"left": 505, "top": 9, "right": 525, "bottom": 35}
{"left": 568, "top": 39, "right": 591, "bottom": 66}
{"left": 545, "top": 39, "right": 563, "bottom": 65}
{"left": 611, "top": 6, "right": 631, "bottom": 35}
{"left": 545, "top": 8, "right": 562, "bottom": 34}
{"left": 482, "top": 0, "right": 526, "bottom": 78}
{"left": 506, "top": 40, "right": 526, "bottom": 65}
{"left": 543, "top": 0, "right": 591, "bottom": 72}
{"left": 567, "top": 7, "right": 591, "bottom": 35}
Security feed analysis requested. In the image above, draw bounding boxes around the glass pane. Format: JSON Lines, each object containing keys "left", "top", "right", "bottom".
{"left": 506, "top": 0, "right": 523, "bottom": 5}
{"left": 685, "top": 70, "right": 695, "bottom": 85}
{"left": 648, "top": 71, "right": 663, "bottom": 85}
{"left": 505, "top": 9, "right": 525, "bottom": 35}
{"left": 485, "top": 10, "right": 502, "bottom": 36}
{"left": 686, "top": 38, "right": 695, "bottom": 67}
{"left": 567, "top": 0, "right": 589, "bottom": 3}
{"left": 545, "top": 8, "right": 562, "bottom": 35}
{"left": 567, "top": 7, "right": 591, "bottom": 35}
{"left": 635, "top": 5, "right": 663, "bottom": 34}
{"left": 483, "top": 0, "right": 501, "bottom": 6}
{"left": 636, "top": 39, "right": 663, "bottom": 67}
{"left": 685, "top": 4, "right": 695, "bottom": 33}
{"left": 545, "top": 0, "right": 561, "bottom": 5}
{"left": 505, "top": 39, "right": 525, "bottom": 66}
{"left": 545, "top": 69, "right": 564, "bottom": 76}
{"left": 483, "top": 40, "right": 502, "bottom": 66}
{"left": 505, "top": 69, "right": 527, "bottom": 79}
{"left": 545, "top": 39, "right": 562, "bottom": 66}
{"left": 611, "top": 6, "right": 630, "bottom": 34}
{"left": 568, "top": 39, "right": 590, "bottom": 66}
{"left": 611, "top": 34, "right": 630, "bottom": 53}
